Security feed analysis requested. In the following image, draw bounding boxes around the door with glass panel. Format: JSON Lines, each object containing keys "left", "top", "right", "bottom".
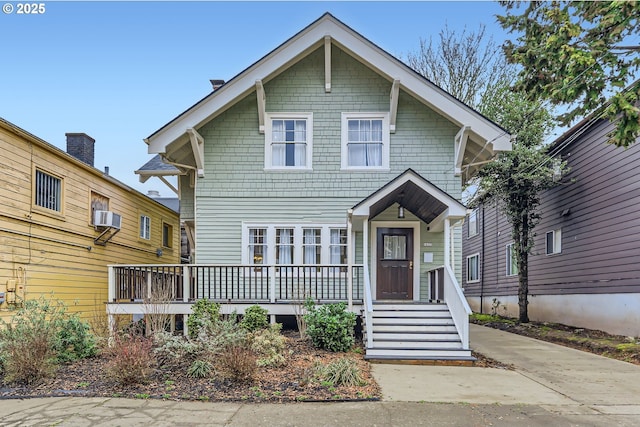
{"left": 376, "top": 228, "right": 413, "bottom": 300}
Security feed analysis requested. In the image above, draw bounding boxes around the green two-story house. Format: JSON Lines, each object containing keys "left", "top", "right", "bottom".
{"left": 115, "top": 13, "right": 511, "bottom": 361}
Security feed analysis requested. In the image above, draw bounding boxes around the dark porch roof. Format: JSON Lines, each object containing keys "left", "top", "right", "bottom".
{"left": 351, "top": 169, "right": 467, "bottom": 229}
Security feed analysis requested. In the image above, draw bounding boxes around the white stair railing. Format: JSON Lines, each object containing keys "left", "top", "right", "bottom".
{"left": 443, "top": 264, "right": 471, "bottom": 349}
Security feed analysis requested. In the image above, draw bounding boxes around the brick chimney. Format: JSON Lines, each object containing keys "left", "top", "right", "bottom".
{"left": 66, "top": 133, "right": 95, "bottom": 167}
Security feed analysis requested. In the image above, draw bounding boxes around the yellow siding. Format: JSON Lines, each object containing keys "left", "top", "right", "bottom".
{"left": 0, "top": 120, "right": 180, "bottom": 324}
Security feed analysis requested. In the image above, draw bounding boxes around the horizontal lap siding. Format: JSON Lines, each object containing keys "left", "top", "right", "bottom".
{"left": 464, "top": 117, "right": 640, "bottom": 299}
{"left": 529, "top": 118, "right": 640, "bottom": 295}
{"left": 0, "top": 124, "right": 180, "bottom": 322}
{"left": 196, "top": 45, "right": 461, "bottom": 266}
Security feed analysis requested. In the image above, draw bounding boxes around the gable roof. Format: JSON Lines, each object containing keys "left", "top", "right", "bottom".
{"left": 145, "top": 13, "right": 511, "bottom": 180}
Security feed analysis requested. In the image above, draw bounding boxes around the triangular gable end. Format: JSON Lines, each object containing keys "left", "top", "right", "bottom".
{"left": 145, "top": 13, "right": 511, "bottom": 181}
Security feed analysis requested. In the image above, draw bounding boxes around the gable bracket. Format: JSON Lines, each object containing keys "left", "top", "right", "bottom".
{"left": 454, "top": 125, "right": 471, "bottom": 176}
{"left": 324, "top": 35, "right": 332, "bottom": 93}
{"left": 186, "top": 128, "right": 205, "bottom": 178}
{"left": 389, "top": 79, "right": 400, "bottom": 133}
{"left": 256, "top": 80, "right": 266, "bottom": 133}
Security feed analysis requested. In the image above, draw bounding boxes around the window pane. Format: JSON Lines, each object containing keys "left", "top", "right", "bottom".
{"left": 276, "top": 228, "right": 293, "bottom": 264}
{"left": 35, "top": 170, "right": 61, "bottom": 212}
{"left": 383, "top": 235, "right": 406, "bottom": 260}
{"left": 303, "top": 229, "right": 321, "bottom": 265}
{"left": 330, "top": 229, "right": 347, "bottom": 265}
{"left": 271, "top": 118, "right": 307, "bottom": 167}
{"left": 546, "top": 231, "right": 554, "bottom": 254}
{"left": 249, "top": 228, "right": 266, "bottom": 265}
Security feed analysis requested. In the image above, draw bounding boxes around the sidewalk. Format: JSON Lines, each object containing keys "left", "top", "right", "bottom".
{"left": 2, "top": 324, "right": 640, "bottom": 426}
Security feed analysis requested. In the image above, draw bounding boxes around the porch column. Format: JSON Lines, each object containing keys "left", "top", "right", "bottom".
{"left": 347, "top": 211, "right": 353, "bottom": 309}
{"left": 444, "top": 217, "right": 451, "bottom": 269}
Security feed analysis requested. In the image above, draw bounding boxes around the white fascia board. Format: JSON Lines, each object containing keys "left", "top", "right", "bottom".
{"left": 147, "top": 15, "right": 511, "bottom": 156}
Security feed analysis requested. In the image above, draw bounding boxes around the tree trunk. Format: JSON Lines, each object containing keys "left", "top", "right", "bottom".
{"left": 517, "top": 213, "right": 530, "bottom": 323}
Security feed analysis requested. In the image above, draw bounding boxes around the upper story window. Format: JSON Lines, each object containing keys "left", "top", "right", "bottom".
{"left": 265, "top": 113, "right": 313, "bottom": 170}
{"left": 162, "top": 222, "right": 173, "bottom": 248}
{"left": 90, "top": 191, "right": 109, "bottom": 225}
{"left": 546, "top": 229, "right": 562, "bottom": 255}
{"left": 341, "top": 113, "right": 390, "bottom": 170}
{"left": 140, "top": 215, "right": 151, "bottom": 240}
{"left": 35, "top": 168, "right": 62, "bottom": 212}
{"left": 468, "top": 209, "right": 478, "bottom": 238}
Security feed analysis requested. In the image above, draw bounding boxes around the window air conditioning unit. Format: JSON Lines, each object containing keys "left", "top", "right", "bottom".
{"left": 94, "top": 210, "right": 122, "bottom": 229}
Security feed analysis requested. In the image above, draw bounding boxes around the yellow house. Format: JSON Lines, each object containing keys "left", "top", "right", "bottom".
{"left": 0, "top": 117, "right": 180, "bottom": 322}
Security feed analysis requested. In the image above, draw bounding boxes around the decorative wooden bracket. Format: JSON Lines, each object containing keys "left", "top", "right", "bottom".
{"left": 325, "top": 36, "right": 332, "bottom": 93}
{"left": 256, "top": 80, "right": 266, "bottom": 133}
{"left": 186, "top": 128, "right": 205, "bottom": 178}
{"left": 390, "top": 79, "right": 400, "bottom": 133}
{"left": 454, "top": 125, "right": 471, "bottom": 176}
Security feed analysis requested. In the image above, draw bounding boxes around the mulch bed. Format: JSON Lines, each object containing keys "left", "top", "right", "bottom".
{"left": 0, "top": 331, "right": 381, "bottom": 402}
{"left": 472, "top": 316, "right": 640, "bottom": 365}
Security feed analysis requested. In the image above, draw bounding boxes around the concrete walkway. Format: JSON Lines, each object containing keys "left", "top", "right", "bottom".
{"left": 1, "top": 324, "right": 640, "bottom": 426}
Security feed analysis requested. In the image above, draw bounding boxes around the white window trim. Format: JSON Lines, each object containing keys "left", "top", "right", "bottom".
{"left": 264, "top": 112, "right": 313, "bottom": 171}
{"left": 468, "top": 209, "right": 478, "bottom": 238}
{"left": 546, "top": 229, "right": 562, "bottom": 255}
{"left": 340, "top": 112, "right": 390, "bottom": 171}
{"left": 506, "top": 243, "right": 518, "bottom": 277}
{"left": 466, "top": 253, "right": 480, "bottom": 283}
{"left": 242, "top": 223, "right": 346, "bottom": 267}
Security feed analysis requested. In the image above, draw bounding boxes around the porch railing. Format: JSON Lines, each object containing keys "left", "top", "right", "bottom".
{"left": 109, "top": 264, "right": 364, "bottom": 305}
{"left": 443, "top": 264, "right": 471, "bottom": 348}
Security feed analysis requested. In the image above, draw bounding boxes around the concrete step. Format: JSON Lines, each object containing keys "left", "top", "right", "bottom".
{"left": 365, "top": 348, "right": 472, "bottom": 359}
{"left": 372, "top": 303, "right": 447, "bottom": 311}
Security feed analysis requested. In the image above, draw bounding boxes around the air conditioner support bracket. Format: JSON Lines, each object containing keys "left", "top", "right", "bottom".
{"left": 94, "top": 227, "right": 120, "bottom": 246}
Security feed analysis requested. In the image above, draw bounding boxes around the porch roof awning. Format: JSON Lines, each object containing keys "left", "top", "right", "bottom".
{"left": 350, "top": 169, "right": 468, "bottom": 231}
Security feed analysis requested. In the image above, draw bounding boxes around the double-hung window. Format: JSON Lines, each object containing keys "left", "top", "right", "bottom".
{"left": 248, "top": 228, "right": 266, "bottom": 265}
{"left": 35, "top": 168, "right": 62, "bottom": 213}
{"left": 265, "top": 113, "right": 313, "bottom": 169}
{"left": 468, "top": 209, "right": 478, "bottom": 238}
{"left": 140, "top": 215, "right": 151, "bottom": 240}
{"left": 341, "top": 113, "right": 390, "bottom": 170}
{"left": 467, "top": 253, "right": 480, "bottom": 282}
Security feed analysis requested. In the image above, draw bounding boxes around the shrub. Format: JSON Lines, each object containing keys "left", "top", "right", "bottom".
{"left": 240, "top": 305, "right": 269, "bottom": 332}
{"left": 187, "top": 300, "right": 220, "bottom": 338}
{"left": 319, "top": 358, "right": 366, "bottom": 386}
{"left": 55, "top": 314, "right": 97, "bottom": 363}
{"left": 106, "top": 334, "right": 155, "bottom": 385}
{"left": 217, "top": 344, "right": 257, "bottom": 382}
{"left": 251, "top": 323, "right": 287, "bottom": 367}
{"left": 0, "top": 297, "right": 96, "bottom": 384}
{"left": 188, "top": 359, "right": 213, "bottom": 378}
{"left": 304, "top": 302, "right": 356, "bottom": 352}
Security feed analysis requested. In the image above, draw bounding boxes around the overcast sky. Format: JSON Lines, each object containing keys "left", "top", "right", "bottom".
{"left": 1, "top": 1, "right": 510, "bottom": 196}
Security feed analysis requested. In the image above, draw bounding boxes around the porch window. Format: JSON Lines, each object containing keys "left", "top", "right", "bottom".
{"left": 249, "top": 228, "right": 266, "bottom": 265}
{"left": 303, "top": 228, "right": 321, "bottom": 266}
{"left": 35, "top": 169, "right": 63, "bottom": 213}
{"left": 276, "top": 228, "right": 294, "bottom": 265}
{"left": 329, "top": 229, "right": 347, "bottom": 264}
{"left": 468, "top": 209, "right": 478, "bottom": 238}
{"left": 265, "top": 113, "right": 313, "bottom": 170}
{"left": 506, "top": 243, "right": 518, "bottom": 276}
{"left": 341, "top": 113, "right": 390, "bottom": 170}
{"left": 466, "top": 253, "right": 480, "bottom": 282}
{"left": 546, "top": 229, "right": 562, "bottom": 255}
{"left": 139, "top": 215, "right": 151, "bottom": 240}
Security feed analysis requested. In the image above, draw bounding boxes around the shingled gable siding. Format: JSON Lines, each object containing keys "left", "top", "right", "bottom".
{"left": 195, "top": 45, "right": 460, "bottom": 264}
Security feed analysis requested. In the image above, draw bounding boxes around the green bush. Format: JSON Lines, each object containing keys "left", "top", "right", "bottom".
{"left": 187, "top": 299, "right": 220, "bottom": 338}
{"left": 304, "top": 302, "right": 356, "bottom": 352}
{"left": 240, "top": 305, "right": 269, "bottom": 332}
{"left": 251, "top": 323, "right": 287, "bottom": 367}
{"left": 0, "top": 297, "right": 96, "bottom": 384}
{"left": 188, "top": 359, "right": 213, "bottom": 378}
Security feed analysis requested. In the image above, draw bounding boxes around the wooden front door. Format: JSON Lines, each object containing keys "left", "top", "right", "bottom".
{"left": 376, "top": 227, "right": 413, "bottom": 300}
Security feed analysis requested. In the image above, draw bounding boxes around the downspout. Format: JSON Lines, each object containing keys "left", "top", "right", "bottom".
{"left": 347, "top": 209, "right": 353, "bottom": 310}
{"left": 480, "top": 203, "right": 485, "bottom": 314}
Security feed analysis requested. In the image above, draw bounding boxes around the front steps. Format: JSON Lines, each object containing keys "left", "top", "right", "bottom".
{"left": 363, "top": 302, "right": 474, "bottom": 364}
